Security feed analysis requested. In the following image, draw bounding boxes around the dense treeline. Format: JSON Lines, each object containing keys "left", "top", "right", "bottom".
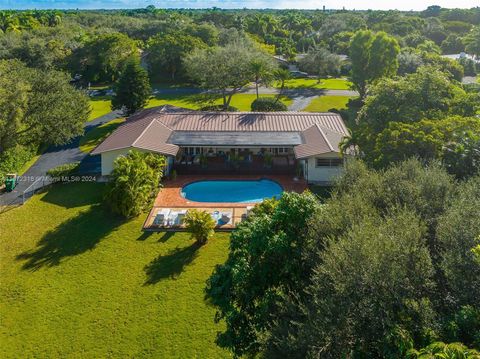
{"left": 207, "top": 160, "right": 480, "bottom": 358}
{"left": 1, "top": 6, "right": 479, "bottom": 82}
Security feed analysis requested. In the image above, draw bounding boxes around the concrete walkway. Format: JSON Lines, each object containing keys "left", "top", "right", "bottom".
{"left": 0, "top": 110, "right": 122, "bottom": 207}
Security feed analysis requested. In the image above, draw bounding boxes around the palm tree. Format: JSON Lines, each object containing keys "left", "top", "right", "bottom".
{"left": 273, "top": 68, "right": 291, "bottom": 104}
{"left": 250, "top": 59, "right": 272, "bottom": 99}
{"left": 407, "top": 342, "right": 480, "bottom": 359}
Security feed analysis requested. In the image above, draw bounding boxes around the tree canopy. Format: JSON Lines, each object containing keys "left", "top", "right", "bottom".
{"left": 111, "top": 59, "right": 151, "bottom": 115}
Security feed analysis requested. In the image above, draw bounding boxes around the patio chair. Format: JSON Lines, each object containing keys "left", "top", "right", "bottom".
{"left": 174, "top": 210, "right": 188, "bottom": 226}
{"left": 153, "top": 209, "right": 170, "bottom": 227}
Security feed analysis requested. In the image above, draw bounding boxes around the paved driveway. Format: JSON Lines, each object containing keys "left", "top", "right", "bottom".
{"left": 0, "top": 110, "right": 122, "bottom": 207}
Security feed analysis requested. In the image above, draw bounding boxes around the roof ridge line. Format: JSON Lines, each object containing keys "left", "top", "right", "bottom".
{"left": 315, "top": 123, "right": 335, "bottom": 152}
{"left": 315, "top": 122, "right": 346, "bottom": 136}
{"left": 132, "top": 117, "right": 158, "bottom": 147}
{"left": 155, "top": 115, "right": 175, "bottom": 131}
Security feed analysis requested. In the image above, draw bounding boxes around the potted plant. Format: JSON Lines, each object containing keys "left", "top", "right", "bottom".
{"left": 264, "top": 152, "right": 273, "bottom": 169}
{"left": 294, "top": 162, "right": 303, "bottom": 181}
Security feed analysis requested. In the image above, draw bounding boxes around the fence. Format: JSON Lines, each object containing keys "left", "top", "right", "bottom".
{"left": 22, "top": 176, "right": 54, "bottom": 204}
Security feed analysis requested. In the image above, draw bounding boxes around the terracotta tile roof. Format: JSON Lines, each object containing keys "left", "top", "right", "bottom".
{"left": 91, "top": 106, "right": 349, "bottom": 158}
{"left": 294, "top": 124, "right": 345, "bottom": 159}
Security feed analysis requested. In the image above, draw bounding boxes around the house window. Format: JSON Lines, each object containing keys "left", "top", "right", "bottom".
{"left": 315, "top": 158, "right": 343, "bottom": 167}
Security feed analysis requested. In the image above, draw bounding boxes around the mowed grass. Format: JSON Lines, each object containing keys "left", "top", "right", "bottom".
{"left": 147, "top": 93, "right": 292, "bottom": 111}
{"left": 275, "top": 77, "right": 352, "bottom": 90}
{"left": 303, "top": 95, "right": 355, "bottom": 112}
{"left": 0, "top": 182, "right": 231, "bottom": 358}
{"left": 79, "top": 118, "right": 126, "bottom": 153}
{"left": 89, "top": 96, "right": 112, "bottom": 121}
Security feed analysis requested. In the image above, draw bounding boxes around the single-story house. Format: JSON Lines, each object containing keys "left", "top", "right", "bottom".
{"left": 91, "top": 105, "right": 350, "bottom": 184}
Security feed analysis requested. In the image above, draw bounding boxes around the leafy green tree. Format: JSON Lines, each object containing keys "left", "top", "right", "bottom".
{"left": 408, "top": 341, "right": 480, "bottom": 358}
{"left": 298, "top": 46, "right": 342, "bottom": 77}
{"left": 183, "top": 209, "right": 216, "bottom": 245}
{"left": 349, "top": 30, "right": 400, "bottom": 97}
{"left": 0, "top": 59, "right": 89, "bottom": 153}
{"left": 349, "top": 30, "right": 374, "bottom": 97}
{"left": 441, "top": 34, "right": 466, "bottom": 53}
{"left": 206, "top": 192, "right": 321, "bottom": 357}
{"left": 436, "top": 177, "right": 480, "bottom": 312}
{"left": 147, "top": 33, "right": 206, "bottom": 80}
{"left": 185, "top": 41, "right": 274, "bottom": 110}
{"left": 417, "top": 40, "right": 442, "bottom": 54}
{"left": 273, "top": 68, "right": 291, "bottom": 103}
{"left": 464, "top": 26, "right": 480, "bottom": 57}
{"left": 111, "top": 59, "right": 151, "bottom": 116}
{"left": 371, "top": 117, "right": 480, "bottom": 175}
{"left": 350, "top": 66, "right": 477, "bottom": 162}
{"left": 105, "top": 150, "right": 165, "bottom": 219}
{"left": 249, "top": 57, "right": 276, "bottom": 99}
{"left": 73, "top": 32, "right": 138, "bottom": 82}
{"left": 398, "top": 49, "right": 424, "bottom": 75}
{"left": 367, "top": 31, "right": 401, "bottom": 80}
{"left": 268, "top": 211, "right": 435, "bottom": 358}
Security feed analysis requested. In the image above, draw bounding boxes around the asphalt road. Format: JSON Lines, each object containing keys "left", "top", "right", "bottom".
{"left": 0, "top": 110, "right": 122, "bottom": 207}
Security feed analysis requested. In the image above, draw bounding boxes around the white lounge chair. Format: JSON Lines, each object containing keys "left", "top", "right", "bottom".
{"left": 153, "top": 209, "right": 170, "bottom": 227}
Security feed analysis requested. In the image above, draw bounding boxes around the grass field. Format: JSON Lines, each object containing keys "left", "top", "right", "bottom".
{"left": 147, "top": 93, "right": 292, "bottom": 111}
{"left": 303, "top": 95, "right": 354, "bottom": 112}
{"left": 0, "top": 183, "right": 231, "bottom": 358}
{"left": 79, "top": 118, "right": 126, "bottom": 153}
{"left": 275, "top": 77, "right": 352, "bottom": 90}
{"left": 89, "top": 96, "right": 112, "bottom": 121}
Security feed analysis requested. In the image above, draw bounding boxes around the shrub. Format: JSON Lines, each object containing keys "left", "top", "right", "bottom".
{"left": 46, "top": 162, "right": 80, "bottom": 180}
{"left": 104, "top": 150, "right": 166, "bottom": 218}
{"left": 251, "top": 97, "right": 288, "bottom": 112}
{"left": 200, "top": 104, "right": 238, "bottom": 112}
{"left": 0, "top": 145, "right": 36, "bottom": 184}
{"left": 184, "top": 209, "right": 216, "bottom": 245}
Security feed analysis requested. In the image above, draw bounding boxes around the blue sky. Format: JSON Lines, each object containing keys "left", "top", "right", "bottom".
{"left": 1, "top": 0, "right": 479, "bottom": 11}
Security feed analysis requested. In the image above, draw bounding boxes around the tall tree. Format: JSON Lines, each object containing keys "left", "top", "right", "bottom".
{"left": 206, "top": 192, "right": 321, "bottom": 357}
{"left": 0, "top": 59, "right": 89, "bottom": 152}
{"left": 298, "top": 46, "right": 343, "bottom": 77}
{"left": 464, "top": 26, "right": 480, "bottom": 57}
{"left": 146, "top": 33, "right": 206, "bottom": 80}
{"left": 249, "top": 57, "right": 276, "bottom": 99}
{"left": 73, "top": 32, "right": 138, "bottom": 83}
{"left": 112, "top": 59, "right": 151, "bottom": 116}
{"left": 349, "top": 30, "right": 400, "bottom": 97}
{"left": 184, "top": 41, "right": 275, "bottom": 110}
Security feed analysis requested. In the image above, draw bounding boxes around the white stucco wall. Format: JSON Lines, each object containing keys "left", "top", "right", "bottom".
{"left": 100, "top": 148, "right": 132, "bottom": 176}
{"left": 305, "top": 153, "right": 344, "bottom": 184}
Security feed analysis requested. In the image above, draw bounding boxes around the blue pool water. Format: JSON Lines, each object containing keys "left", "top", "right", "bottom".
{"left": 181, "top": 179, "right": 283, "bottom": 203}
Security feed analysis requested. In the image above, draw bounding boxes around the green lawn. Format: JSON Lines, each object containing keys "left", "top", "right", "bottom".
{"left": 275, "top": 77, "right": 352, "bottom": 90}
{"left": 147, "top": 93, "right": 292, "bottom": 111}
{"left": 89, "top": 96, "right": 112, "bottom": 121}
{"left": 303, "top": 95, "right": 355, "bottom": 112}
{"left": 0, "top": 182, "right": 231, "bottom": 358}
{"left": 79, "top": 118, "right": 126, "bottom": 153}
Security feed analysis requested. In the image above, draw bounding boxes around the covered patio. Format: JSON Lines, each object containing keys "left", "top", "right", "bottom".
{"left": 169, "top": 130, "right": 302, "bottom": 175}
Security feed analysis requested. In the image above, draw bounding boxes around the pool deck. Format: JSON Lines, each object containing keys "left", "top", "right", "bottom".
{"left": 143, "top": 175, "right": 307, "bottom": 231}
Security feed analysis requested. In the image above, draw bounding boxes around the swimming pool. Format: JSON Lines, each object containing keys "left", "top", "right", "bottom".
{"left": 181, "top": 179, "right": 283, "bottom": 203}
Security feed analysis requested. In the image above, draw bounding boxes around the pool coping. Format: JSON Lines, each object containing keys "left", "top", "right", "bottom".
{"left": 179, "top": 177, "right": 284, "bottom": 204}
{"left": 143, "top": 174, "right": 308, "bottom": 231}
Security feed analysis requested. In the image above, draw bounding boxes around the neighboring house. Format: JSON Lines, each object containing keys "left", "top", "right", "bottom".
{"left": 442, "top": 52, "right": 480, "bottom": 63}
{"left": 91, "top": 106, "right": 350, "bottom": 184}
